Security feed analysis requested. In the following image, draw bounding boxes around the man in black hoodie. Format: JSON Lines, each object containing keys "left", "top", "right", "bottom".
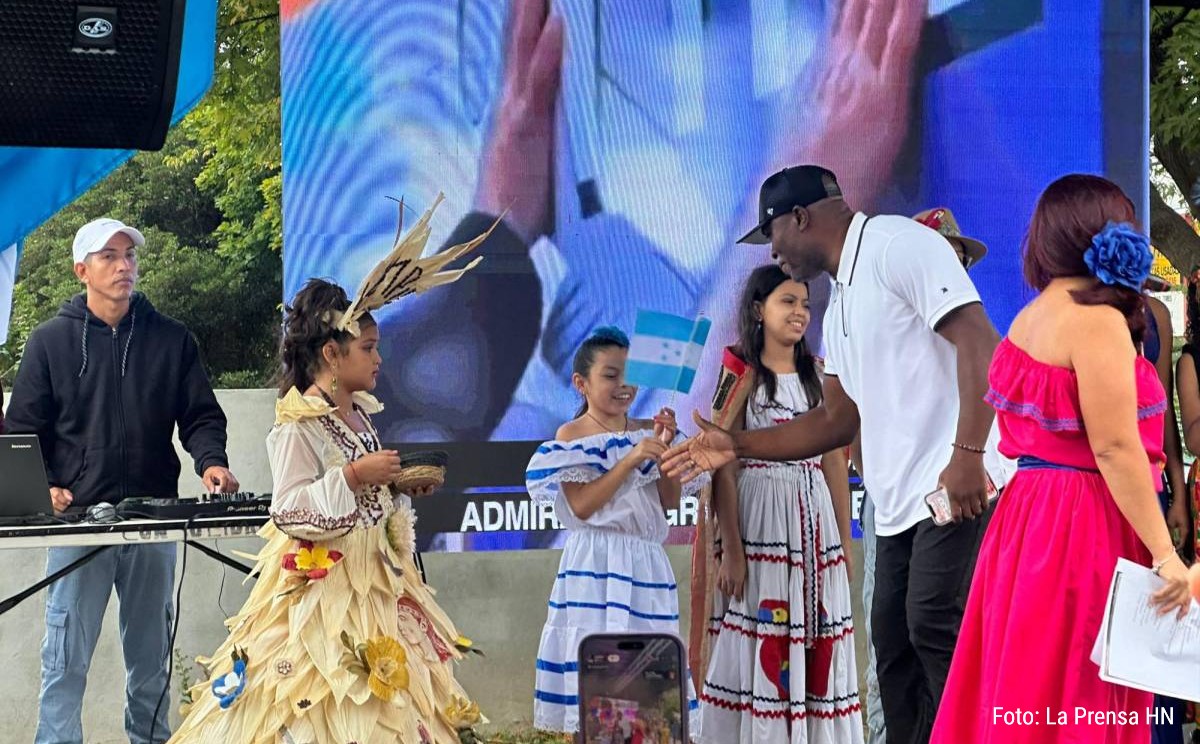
{"left": 6, "top": 217, "right": 239, "bottom": 744}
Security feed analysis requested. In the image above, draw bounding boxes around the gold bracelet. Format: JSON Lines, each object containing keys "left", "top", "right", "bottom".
{"left": 952, "top": 442, "right": 986, "bottom": 454}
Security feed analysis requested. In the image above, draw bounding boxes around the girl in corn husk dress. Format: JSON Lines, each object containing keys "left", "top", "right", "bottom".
{"left": 169, "top": 279, "right": 483, "bottom": 744}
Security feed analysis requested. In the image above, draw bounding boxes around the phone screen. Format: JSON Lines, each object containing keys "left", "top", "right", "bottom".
{"left": 578, "top": 634, "right": 688, "bottom": 744}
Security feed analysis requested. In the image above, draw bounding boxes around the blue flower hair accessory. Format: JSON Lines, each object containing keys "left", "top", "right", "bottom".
{"left": 589, "top": 325, "right": 630, "bottom": 347}
{"left": 1083, "top": 222, "right": 1151, "bottom": 291}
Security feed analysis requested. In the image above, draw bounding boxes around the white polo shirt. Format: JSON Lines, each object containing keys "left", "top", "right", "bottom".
{"left": 824, "top": 213, "right": 1010, "bottom": 536}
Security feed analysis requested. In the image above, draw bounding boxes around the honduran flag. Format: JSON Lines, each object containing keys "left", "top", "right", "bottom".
{"left": 624, "top": 310, "right": 712, "bottom": 394}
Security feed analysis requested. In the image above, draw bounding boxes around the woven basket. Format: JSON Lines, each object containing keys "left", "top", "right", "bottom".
{"left": 393, "top": 450, "right": 449, "bottom": 492}
{"left": 392, "top": 465, "right": 446, "bottom": 492}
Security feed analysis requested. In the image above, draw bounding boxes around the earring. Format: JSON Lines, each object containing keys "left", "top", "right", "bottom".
{"left": 331, "top": 364, "right": 339, "bottom": 393}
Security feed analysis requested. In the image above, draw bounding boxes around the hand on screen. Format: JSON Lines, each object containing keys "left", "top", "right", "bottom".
{"left": 783, "top": 0, "right": 923, "bottom": 211}
{"left": 474, "top": 0, "right": 564, "bottom": 245}
{"left": 702, "top": 0, "right": 926, "bottom": 408}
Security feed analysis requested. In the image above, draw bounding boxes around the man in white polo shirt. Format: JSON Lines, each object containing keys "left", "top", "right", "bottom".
{"left": 663, "top": 166, "right": 1004, "bottom": 743}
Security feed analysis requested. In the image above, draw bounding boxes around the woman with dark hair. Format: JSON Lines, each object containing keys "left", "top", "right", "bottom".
{"left": 696, "top": 265, "right": 860, "bottom": 743}
{"left": 931, "top": 175, "right": 1192, "bottom": 744}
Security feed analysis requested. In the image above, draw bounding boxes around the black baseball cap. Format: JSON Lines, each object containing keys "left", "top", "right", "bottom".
{"left": 737, "top": 165, "right": 843, "bottom": 244}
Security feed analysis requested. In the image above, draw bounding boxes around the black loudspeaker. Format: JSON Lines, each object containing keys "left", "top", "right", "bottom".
{"left": 0, "top": 1, "right": 187, "bottom": 150}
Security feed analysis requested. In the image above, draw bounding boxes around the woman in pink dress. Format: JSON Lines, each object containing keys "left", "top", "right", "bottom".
{"left": 931, "top": 174, "right": 1193, "bottom": 744}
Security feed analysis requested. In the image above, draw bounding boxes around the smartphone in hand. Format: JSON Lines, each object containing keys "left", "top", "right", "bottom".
{"left": 925, "top": 476, "right": 999, "bottom": 526}
{"left": 925, "top": 486, "right": 955, "bottom": 526}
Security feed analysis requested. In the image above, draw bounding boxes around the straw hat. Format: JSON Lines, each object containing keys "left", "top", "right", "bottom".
{"left": 912, "top": 207, "right": 987, "bottom": 267}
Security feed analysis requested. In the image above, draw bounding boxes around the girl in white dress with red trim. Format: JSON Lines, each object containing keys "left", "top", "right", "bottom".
{"left": 525, "top": 327, "right": 707, "bottom": 736}
{"left": 697, "top": 265, "right": 862, "bottom": 744}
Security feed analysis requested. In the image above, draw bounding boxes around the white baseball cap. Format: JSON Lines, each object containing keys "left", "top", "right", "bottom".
{"left": 72, "top": 218, "right": 145, "bottom": 264}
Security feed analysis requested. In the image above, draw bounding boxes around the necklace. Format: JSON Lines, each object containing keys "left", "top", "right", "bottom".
{"left": 315, "top": 385, "right": 359, "bottom": 428}
{"left": 586, "top": 411, "right": 629, "bottom": 434}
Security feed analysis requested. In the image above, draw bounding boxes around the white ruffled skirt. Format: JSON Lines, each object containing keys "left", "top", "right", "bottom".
{"left": 534, "top": 528, "right": 699, "bottom": 734}
{"left": 697, "top": 462, "right": 862, "bottom": 744}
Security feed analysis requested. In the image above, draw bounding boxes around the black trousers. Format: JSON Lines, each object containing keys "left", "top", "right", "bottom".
{"left": 871, "top": 505, "right": 992, "bottom": 744}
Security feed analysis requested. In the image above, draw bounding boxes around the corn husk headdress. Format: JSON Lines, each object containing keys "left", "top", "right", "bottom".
{"left": 326, "top": 193, "right": 498, "bottom": 336}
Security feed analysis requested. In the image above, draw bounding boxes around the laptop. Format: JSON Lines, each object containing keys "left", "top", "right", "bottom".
{"left": 0, "top": 434, "right": 56, "bottom": 519}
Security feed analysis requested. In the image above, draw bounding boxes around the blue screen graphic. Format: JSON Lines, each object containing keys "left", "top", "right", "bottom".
{"left": 280, "top": 0, "right": 1147, "bottom": 550}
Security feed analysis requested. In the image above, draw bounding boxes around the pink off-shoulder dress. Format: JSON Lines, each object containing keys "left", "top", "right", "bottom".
{"left": 931, "top": 338, "right": 1166, "bottom": 744}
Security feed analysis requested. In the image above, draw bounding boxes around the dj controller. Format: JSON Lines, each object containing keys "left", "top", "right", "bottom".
{"left": 114, "top": 492, "right": 272, "bottom": 520}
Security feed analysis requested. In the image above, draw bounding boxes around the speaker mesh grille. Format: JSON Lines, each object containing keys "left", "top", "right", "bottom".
{"left": 0, "top": 1, "right": 180, "bottom": 149}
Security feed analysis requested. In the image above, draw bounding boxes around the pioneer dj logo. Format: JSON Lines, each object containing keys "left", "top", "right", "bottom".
{"left": 78, "top": 18, "right": 113, "bottom": 39}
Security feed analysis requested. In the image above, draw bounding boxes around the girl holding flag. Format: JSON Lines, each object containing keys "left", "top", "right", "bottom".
{"left": 696, "top": 265, "right": 862, "bottom": 743}
{"left": 525, "top": 326, "right": 708, "bottom": 736}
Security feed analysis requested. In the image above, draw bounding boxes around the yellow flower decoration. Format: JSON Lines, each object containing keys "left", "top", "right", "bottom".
{"left": 295, "top": 545, "right": 335, "bottom": 572}
{"left": 444, "top": 695, "right": 482, "bottom": 729}
{"left": 283, "top": 541, "right": 343, "bottom": 580}
{"left": 363, "top": 636, "right": 409, "bottom": 701}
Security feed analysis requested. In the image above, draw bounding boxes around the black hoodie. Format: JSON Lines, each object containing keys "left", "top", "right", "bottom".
{"left": 5, "top": 292, "right": 229, "bottom": 507}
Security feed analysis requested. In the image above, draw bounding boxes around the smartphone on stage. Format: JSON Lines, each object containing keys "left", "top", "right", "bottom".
{"left": 578, "top": 633, "right": 688, "bottom": 744}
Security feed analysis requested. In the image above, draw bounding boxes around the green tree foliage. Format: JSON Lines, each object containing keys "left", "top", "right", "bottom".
{"left": 1151, "top": 7, "right": 1200, "bottom": 272}
{"left": 0, "top": 0, "right": 281, "bottom": 388}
